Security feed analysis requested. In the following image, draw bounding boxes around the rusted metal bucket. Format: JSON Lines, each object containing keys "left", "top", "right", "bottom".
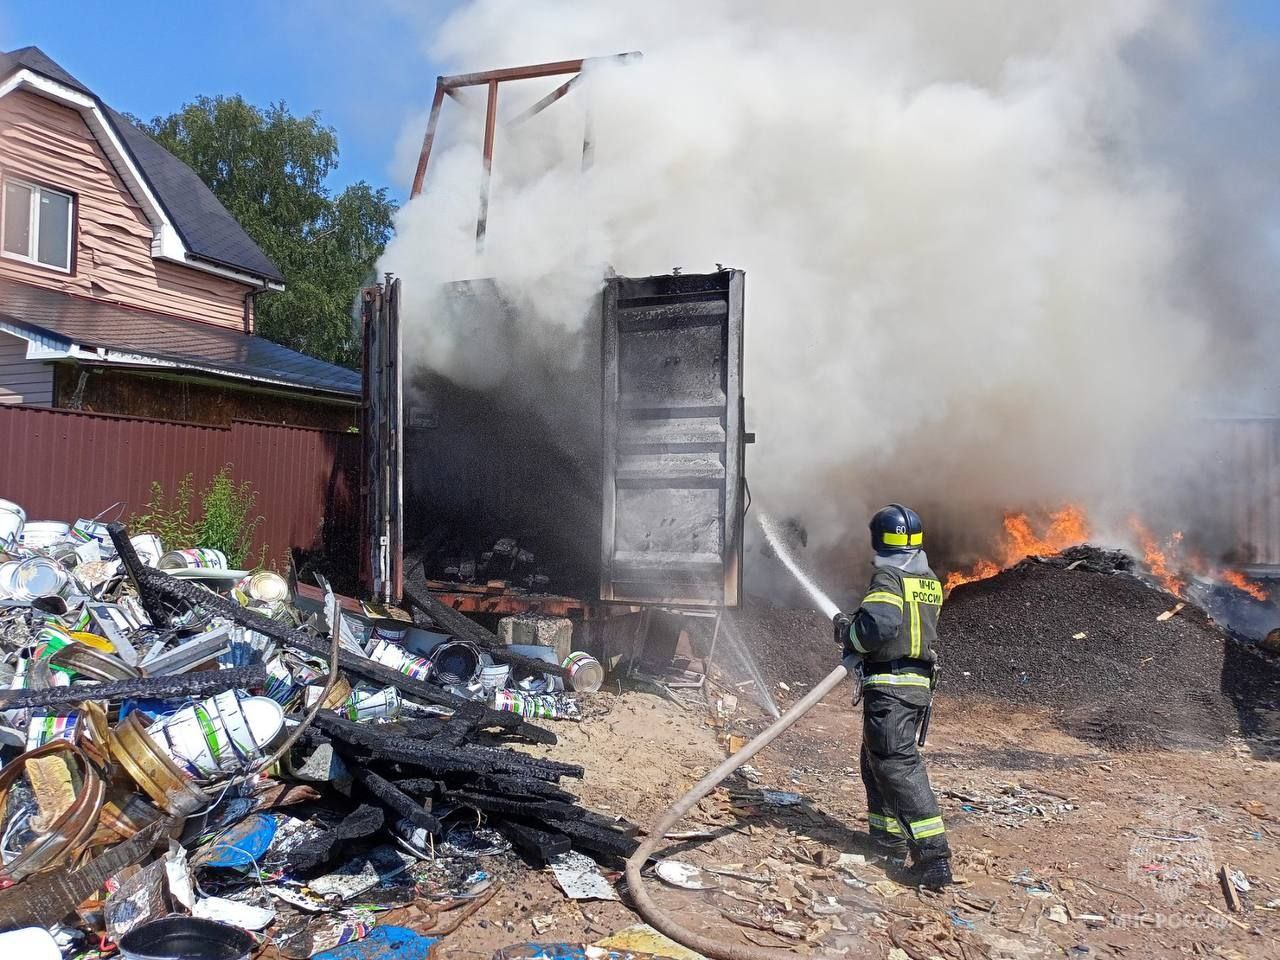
{"left": 110, "top": 712, "right": 210, "bottom": 818}
{"left": 0, "top": 740, "right": 105, "bottom": 883}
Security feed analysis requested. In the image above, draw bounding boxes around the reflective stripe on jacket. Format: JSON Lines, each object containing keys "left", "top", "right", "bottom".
{"left": 850, "top": 563, "right": 943, "bottom": 665}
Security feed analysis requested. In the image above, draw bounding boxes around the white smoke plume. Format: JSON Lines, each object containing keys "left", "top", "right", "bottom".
{"left": 379, "top": 1, "right": 1278, "bottom": 585}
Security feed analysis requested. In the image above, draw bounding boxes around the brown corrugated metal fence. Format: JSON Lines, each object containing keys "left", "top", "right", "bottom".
{"left": 0, "top": 405, "right": 360, "bottom": 568}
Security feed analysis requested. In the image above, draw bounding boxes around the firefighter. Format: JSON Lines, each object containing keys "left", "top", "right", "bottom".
{"left": 833, "top": 504, "right": 953, "bottom": 890}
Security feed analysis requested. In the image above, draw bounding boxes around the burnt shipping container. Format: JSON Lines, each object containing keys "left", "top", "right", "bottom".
{"left": 372, "top": 269, "right": 748, "bottom": 609}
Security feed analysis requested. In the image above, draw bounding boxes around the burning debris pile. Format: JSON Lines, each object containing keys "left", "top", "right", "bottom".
{"left": 0, "top": 500, "right": 630, "bottom": 956}
{"left": 941, "top": 545, "right": 1280, "bottom": 751}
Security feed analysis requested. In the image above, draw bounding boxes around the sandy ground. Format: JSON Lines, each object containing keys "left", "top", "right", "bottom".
{"left": 431, "top": 682, "right": 1280, "bottom": 960}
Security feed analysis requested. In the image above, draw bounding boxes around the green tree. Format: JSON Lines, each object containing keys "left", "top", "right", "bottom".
{"left": 134, "top": 97, "right": 396, "bottom": 365}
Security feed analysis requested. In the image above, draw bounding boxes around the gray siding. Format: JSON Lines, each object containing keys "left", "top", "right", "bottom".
{"left": 0, "top": 331, "right": 51, "bottom": 406}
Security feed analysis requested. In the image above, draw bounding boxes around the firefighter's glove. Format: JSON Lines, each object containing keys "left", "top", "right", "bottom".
{"left": 832, "top": 612, "right": 852, "bottom": 649}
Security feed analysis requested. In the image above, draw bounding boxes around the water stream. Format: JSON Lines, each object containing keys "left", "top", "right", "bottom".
{"left": 757, "top": 511, "right": 841, "bottom": 620}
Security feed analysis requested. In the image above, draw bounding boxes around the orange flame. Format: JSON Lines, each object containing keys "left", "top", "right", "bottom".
{"left": 1219, "top": 569, "right": 1269, "bottom": 602}
{"left": 944, "top": 507, "right": 1270, "bottom": 600}
{"left": 944, "top": 506, "right": 1090, "bottom": 591}
{"left": 1129, "top": 518, "right": 1185, "bottom": 596}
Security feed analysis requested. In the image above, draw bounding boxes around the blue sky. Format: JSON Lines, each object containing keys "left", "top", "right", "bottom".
{"left": 0, "top": 0, "right": 460, "bottom": 204}
{"left": 3, "top": 0, "right": 1277, "bottom": 208}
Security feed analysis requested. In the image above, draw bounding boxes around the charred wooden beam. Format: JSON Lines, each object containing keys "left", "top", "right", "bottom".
{"left": 290, "top": 804, "right": 384, "bottom": 874}
{"left": 391, "top": 777, "right": 447, "bottom": 798}
{"left": 314, "top": 713, "right": 581, "bottom": 781}
{"left": 354, "top": 769, "right": 441, "bottom": 832}
{"left": 542, "top": 817, "right": 640, "bottom": 859}
{"left": 445, "top": 789, "right": 580, "bottom": 822}
{"left": 494, "top": 821, "right": 571, "bottom": 864}
{"left": 474, "top": 774, "right": 577, "bottom": 803}
{"left": 0, "top": 664, "right": 267, "bottom": 710}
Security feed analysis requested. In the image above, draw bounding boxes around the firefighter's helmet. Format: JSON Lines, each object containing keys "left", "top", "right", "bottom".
{"left": 869, "top": 503, "right": 923, "bottom": 555}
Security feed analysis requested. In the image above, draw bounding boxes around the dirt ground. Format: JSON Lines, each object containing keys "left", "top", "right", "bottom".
{"left": 431, "top": 682, "right": 1280, "bottom": 960}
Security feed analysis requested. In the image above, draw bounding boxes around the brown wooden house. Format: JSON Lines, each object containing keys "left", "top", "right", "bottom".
{"left": 0, "top": 46, "right": 359, "bottom": 428}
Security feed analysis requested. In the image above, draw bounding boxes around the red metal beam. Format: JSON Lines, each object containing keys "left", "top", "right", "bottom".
{"left": 408, "top": 52, "right": 640, "bottom": 201}
{"left": 440, "top": 57, "right": 587, "bottom": 90}
{"left": 429, "top": 590, "right": 587, "bottom": 618}
{"left": 410, "top": 81, "right": 447, "bottom": 200}
{"left": 476, "top": 79, "right": 499, "bottom": 247}
{"left": 506, "top": 75, "right": 580, "bottom": 128}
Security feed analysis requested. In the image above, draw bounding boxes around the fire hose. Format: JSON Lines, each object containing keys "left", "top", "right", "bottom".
{"left": 623, "top": 658, "right": 852, "bottom": 960}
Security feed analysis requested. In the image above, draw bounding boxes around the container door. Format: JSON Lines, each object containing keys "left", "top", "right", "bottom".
{"left": 600, "top": 269, "right": 746, "bottom": 607}
{"left": 361, "top": 278, "right": 403, "bottom": 604}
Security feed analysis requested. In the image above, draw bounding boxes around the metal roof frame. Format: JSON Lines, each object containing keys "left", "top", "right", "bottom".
{"left": 409, "top": 52, "right": 641, "bottom": 246}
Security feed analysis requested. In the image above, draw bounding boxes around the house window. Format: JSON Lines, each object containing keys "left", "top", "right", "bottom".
{"left": 2, "top": 178, "right": 73, "bottom": 272}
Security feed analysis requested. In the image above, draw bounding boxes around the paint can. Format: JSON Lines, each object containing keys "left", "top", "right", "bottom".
{"left": 492, "top": 690, "right": 526, "bottom": 716}
{"left": 108, "top": 712, "right": 210, "bottom": 816}
{"left": 118, "top": 917, "right": 255, "bottom": 960}
{"left": 367, "top": 638, "right": 433, "bottom": 682}
{"left": 235, "top": 570, "right": 290, "bottom": 605}
{"left": 149, "top": 694, "right": 284, "bottom": 778}
{"left": 0, "top": 560, "right": 21, "bottom": 598}
{"left": 19, "top": 520, "right": 70, "bottom": 548}
{"left": 25, "top": 710, "right": 78, "bottom": 750}
{"left": 479, "top": 663, "right": 512, "bottom": 691}
{"left": 12, "top": 556, "right": 69, "bottom": 600}
{"left": 71, "top": 518, "right": 114, "bottom": 555}
{"left": 157, "top": 548, "right": 228, "bottom": 571}
{"left": 304, "top": 676, "right": 355, "bottom": 711}
{"left": 370, "top": 618, "right": 411, "bottom": 645}
{"left": 0, "top": 499, "right": 25, "bottom": 549}
{"left": 347, "top": 686, "right": 401, "bottom": 721}
{"left": 151, "top": 702, "right": 234, "bottom": 777}
{"left": 428, "top": 640, "right": 482, "bottom": 686}
{"left": 129, "top": 533, "right": 164, "bottom": 568}
{"left": 494, "top": 689, "right": 565, "bottom": 719}
{"left": 562, "top": 651, "right": 605, "bottom": 693}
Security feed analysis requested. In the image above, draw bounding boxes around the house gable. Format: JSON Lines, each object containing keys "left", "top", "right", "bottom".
{"left": 0, "top": 88, "right": 255, "bottom": 330}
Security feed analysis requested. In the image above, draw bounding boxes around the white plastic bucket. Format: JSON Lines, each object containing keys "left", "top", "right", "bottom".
{"left": 158, "top": 548, "right": 227, "bottom": 571}
{"left": 130, "top": 533, "right": 164, "bottom": 567}
{"left": 152, "top": 703, "right": 233, "bottom": 777}
{"left": 19, "top": 520, "right": 70, "bottom": 548}
{"left": 151, "top": 694, "right": 285, "bottom": 778}
{"left": 0, "top": 928, "right": 59, "bottom": 960}
{"left": 0, "top": 499, "right": 25, "bottom": 549}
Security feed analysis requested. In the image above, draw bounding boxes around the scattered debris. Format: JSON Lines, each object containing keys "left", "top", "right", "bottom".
{"left": 0, "top": 506, "right": 632, "bottom": 956}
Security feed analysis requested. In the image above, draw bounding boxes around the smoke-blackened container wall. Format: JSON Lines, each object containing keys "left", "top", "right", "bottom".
{"left": 601, "top": 269, "right": 746, "bottom": 607}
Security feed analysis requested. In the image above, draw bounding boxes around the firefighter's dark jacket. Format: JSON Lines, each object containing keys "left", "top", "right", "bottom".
{"left": 850, "top": 563, "right": 943, "bottom": 663}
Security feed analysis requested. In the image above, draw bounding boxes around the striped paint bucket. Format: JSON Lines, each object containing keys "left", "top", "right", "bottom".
{"left": 158, "top": 548, "right": 228, "bottom": 571}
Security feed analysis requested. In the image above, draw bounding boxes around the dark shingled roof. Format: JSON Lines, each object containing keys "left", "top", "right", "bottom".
{"left": 0, "top": 46, "right": 284, "bottom": 284}
{"left": 0, "top": 280, "right": 360, "bottom": 399}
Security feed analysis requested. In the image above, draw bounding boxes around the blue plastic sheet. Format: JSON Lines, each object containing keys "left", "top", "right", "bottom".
{"left": 313, "top": 926, "right": 440, "bottom": 960}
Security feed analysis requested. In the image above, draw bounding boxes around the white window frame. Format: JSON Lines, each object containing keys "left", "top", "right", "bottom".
{"left": 1, "top": 177, "right": 74, "bottom": 274}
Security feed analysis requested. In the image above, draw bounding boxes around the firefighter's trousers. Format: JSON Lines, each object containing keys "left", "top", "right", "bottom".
{"left": 859, "top": 684, "right": 951, "bottom": 863}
